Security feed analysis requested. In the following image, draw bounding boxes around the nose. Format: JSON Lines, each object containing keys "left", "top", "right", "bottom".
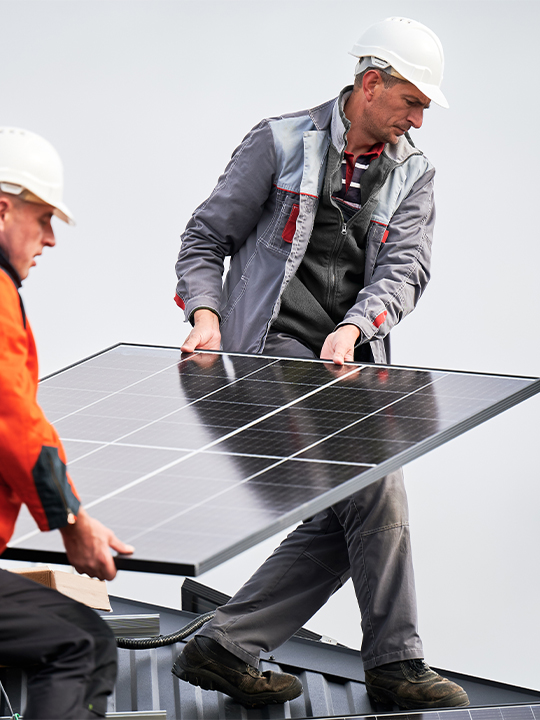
{"left": 44, "top": 221, "right": 56, "bottom": 247}
{"left": 407, "top": 106, "right": 424, "bottom": 129}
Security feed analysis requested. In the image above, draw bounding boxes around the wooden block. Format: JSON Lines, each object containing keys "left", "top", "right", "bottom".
{"left": 11, "top": 566, "right": 111, "bottom": 611}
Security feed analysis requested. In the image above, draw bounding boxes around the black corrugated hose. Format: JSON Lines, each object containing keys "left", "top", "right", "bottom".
{"left": 115, "top": 610, "right": 215, "bottom": 649}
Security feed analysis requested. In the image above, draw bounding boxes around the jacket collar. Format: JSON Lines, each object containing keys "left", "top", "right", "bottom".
{"left": 384, "top": 134, "right": 421, "bottom": 163}
{"left": 0, "top": 246, "right": 21, "bottom": 289}
{"left": 331, "top": 87, "right": 352, "bottom": 153}
{"left": 308, "top": 86, "right": 352, "bottom": 150}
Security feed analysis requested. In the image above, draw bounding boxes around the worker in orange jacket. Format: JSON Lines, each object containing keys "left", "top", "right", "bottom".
{"left": 0, "top": 127, "right": 133, "bottom": 719}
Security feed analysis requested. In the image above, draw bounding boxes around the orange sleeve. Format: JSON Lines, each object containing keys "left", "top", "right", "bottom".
{"left": 0, "top": 271, "right": 80, "bottom": 546}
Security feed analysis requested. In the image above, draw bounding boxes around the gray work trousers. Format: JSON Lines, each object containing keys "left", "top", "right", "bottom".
{"left": 200, "top": 332, "right": 424, "bottom": 670}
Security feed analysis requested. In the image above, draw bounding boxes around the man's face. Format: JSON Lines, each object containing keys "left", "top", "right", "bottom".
{"left": 364, "top": 76, "right": 431, "bottom": 146}
{"left": 0, "top": 198, "right": 56, "bottom": 280}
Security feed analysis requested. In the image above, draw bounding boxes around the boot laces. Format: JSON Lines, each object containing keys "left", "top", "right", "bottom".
{"left": 408, "top": 659, "right": 429, "bottom": 675}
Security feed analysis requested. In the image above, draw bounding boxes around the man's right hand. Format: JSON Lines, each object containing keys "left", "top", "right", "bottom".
{"left": 320, "top": 324, "right": 360, "bottom": 366}
{"left": 181, "top": 309, "right": 221, "bottom": 352}
{"left": 60, "top": 507, "right": 134, "bottom": 581}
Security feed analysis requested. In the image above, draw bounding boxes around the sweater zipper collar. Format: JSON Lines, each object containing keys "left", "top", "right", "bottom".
{"left": 0, "top": 246, "right": 22, "bottom": 289}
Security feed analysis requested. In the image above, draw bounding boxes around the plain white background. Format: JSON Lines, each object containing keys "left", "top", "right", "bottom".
{"left": 1, "top": 0, "right": 538, "bottom": 692}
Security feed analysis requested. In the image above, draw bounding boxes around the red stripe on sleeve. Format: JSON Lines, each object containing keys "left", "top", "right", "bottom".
{"left": 174, "top": 294, "right": 185, "bottom": 310}
{"left": 373, "top": 311, "right": 387, "bottom": 328}
{"left": 382, "top": 230, "right": 389, "bottom": 243}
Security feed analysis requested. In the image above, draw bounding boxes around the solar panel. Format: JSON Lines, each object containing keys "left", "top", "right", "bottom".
{"left": 4, "top": 344, "right": 540, "bottom": 575}
{"left": 364, "top": 706, "right": 540, "bottom": 720}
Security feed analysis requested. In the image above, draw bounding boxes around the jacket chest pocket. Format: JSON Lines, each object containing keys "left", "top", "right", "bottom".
{"left": 259, "top": 190, "right": 300, "bottom": 255}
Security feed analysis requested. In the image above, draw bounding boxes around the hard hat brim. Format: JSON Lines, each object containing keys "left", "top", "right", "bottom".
{"left": 52, "top": 201, "right": 76, "bottom": 226}
{"left": 415, "top": 81, "right": 449, "bottom": 109}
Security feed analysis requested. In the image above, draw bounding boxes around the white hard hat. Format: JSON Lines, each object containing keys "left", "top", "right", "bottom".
{"left": 350, "top": 17, "right": 449, "bottom": 109}
{"left": 0, "top": 127, "right": 75, "bottom": 225}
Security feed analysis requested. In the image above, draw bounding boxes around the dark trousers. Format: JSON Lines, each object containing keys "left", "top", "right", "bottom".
{"left": 0, "top": 568, "right": 117, "bottom": 719}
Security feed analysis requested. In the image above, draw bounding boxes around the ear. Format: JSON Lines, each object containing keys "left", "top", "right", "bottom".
{"left": 0, "top": 198, "right": 10, "bottom": 233}
{"left": 362, "top": 69, "right": 384, "bottom": 102}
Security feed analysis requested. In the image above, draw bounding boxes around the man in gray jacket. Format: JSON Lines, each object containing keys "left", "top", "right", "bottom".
{"left": 173, "top": 17, "right": 468, "bottom": 712}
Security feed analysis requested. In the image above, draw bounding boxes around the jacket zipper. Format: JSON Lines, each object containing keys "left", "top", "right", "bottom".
{"left": 326, "top": 202, "right": 347, "bottom": 316}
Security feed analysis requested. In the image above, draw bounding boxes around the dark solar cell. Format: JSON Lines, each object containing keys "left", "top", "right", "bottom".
{"left": 297, "top": 434, "right": 412, "bottom": 465}
{"left": 295, "top": 385, "right": 403, "bottom": 414}
{"left": 501, "top": 707, "right": 537, "bottom": 720}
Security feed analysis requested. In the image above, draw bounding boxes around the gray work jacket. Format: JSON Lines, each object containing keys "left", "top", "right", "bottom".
{"left": 175, "top": 88, "right": 436, "bottom": 364}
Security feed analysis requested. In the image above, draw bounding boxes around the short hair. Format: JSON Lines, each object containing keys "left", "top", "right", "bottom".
{"left": 354, "top": 67, "right": 406, "bottom": 91}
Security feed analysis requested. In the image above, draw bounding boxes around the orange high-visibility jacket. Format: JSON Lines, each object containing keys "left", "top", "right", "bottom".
{"left": 0, "top": 253, "right": 80, "bottom": 554}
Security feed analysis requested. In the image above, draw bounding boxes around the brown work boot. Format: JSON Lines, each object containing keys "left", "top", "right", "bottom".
{"left": 172, "top": 636, "right": 303, "bottom": 708}
{"left": 365, "top": 659, "right": 470, "bottom": 709}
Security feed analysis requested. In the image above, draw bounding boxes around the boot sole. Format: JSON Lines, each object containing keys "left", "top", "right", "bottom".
{"left": 367, "top": 687, "right": 470, "bottom": 710}
{"left": 171, "top": 657, "right": 303, "bottom": 708}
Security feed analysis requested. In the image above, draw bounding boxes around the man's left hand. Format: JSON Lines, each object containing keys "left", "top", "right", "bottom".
{"left": 320, "top": 324, "right": 361, "bottom": 365}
